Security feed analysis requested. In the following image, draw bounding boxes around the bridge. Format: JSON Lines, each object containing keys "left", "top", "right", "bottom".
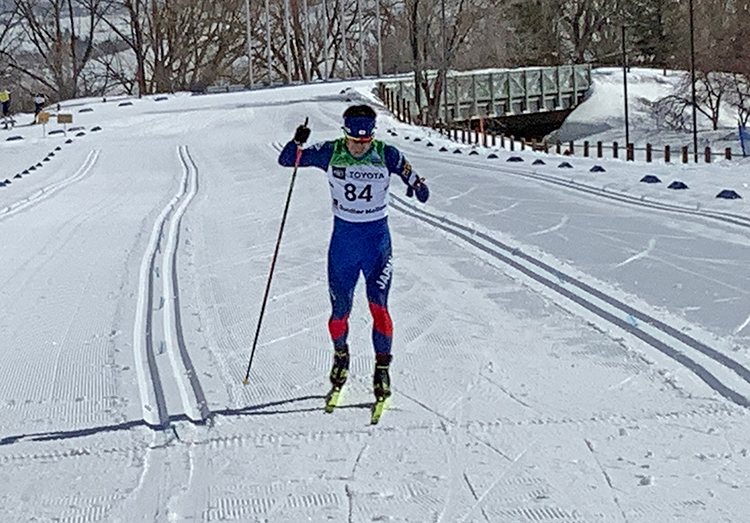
{"left": 378, "top": 64, "right": 592, "bottom": 139}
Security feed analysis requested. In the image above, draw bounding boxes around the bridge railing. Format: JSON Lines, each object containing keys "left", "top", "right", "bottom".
{"left": 379, "top": 64, "right": 592, "bottom": 122}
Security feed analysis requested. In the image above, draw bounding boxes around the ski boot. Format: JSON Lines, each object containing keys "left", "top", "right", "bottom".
{"left": 371, "top": 354, "right": 392, "bottom": 424}
{"left": 373, "top": 354, "right": 392, "bottom": 400}
{"left": 329, "top": 345, "right": 350, "bottom": 387}
{"left": 325, "top": 345, "right": 349, "bottom": 413}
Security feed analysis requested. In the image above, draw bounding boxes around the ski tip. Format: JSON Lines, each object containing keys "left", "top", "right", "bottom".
{"left": 325, "top": 388, "right": 341, "bottom": 413}
{"left": 371, "top": 399, "right": 387, "bottom": 425}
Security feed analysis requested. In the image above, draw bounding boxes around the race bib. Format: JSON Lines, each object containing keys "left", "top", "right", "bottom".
{"left": 327, "top": 139, "right": 391, "bottom": 223}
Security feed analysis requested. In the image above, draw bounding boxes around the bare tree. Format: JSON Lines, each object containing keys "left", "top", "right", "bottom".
{"left": 99, "top": 0, "right": 148, "bottom": 95}
{"left": 507, "top": 0, "right": 565, "bottom": 66}
{"left": 558, "top": 0, "right": 622, "bottom": 63}
{"left": 393, "top": 0, "right": 505, "bottom": 124}
{"left": 653, "top": 71, "right": 727, "bottom": 131}
{"left": 11, "top": 0, "right": 106, "bottom": 100}
{"left": 724, "top": 73, "right": 750, "bottom": 127}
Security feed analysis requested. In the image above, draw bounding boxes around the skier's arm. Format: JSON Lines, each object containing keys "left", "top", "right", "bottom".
{"left": 385, "top": 145, "right": 429, "bottom": 203}
{"left": 278, "top": 140, "right": 334, "bottom": 171}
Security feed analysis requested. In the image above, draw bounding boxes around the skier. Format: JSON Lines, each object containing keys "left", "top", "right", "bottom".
{"left": 33, "top": 93, "right": 46, "bottom": 124}
{"left": 277, "top": 104, "right": 429, "bottom": 414}
{"left": 1, "top": 89, "right": 11, "bottom": 129}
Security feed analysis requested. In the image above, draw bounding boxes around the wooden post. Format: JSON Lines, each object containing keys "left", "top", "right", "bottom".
{"left": 510, "top": 136, "right": 515, "bottom": 151}
{"left": 705, "top": 146, "right": 711, "bottom": 163}
{"left": 501, "top": 134, "right": 505, "bottom": 148}
{"left": 556, "top": 142, "right": 561, "bottom": 154}
{"left": 597, "top": 141, "right": 603, "bottom": 158}
{"left": 665, "top": 145, "right": 671, "bottom": 163}
{"left": 627, "top": 143, "right": 634, "bottom": 161}
{"left": 406, "top": 103, "right": 411, "bottom": 124}
{"left": 461, "top": 128, "right": 466, "bottom": 143}
{"left": 583, "top": 141, "right": 589, "bottom": 157}
{"left": 569, "top": 141, "right": 574, "bottom": 156}
{"left": 613, "top": 141, "right": 619, "bottom": 159}
{"left": 682, "top": 146, "right": 689, "bottom": 163}
{"left": 646, "top": 143, "right": 652, "bottom": 163}
{"left": 725, "top": 147, "right": 732, "bottom": 160}
{"left": 474, "top": 129, "right": 479, "bottom": 144}
{"left": 544, "top": 142, "right": 549, "bottom": 153}
{"left": 491, "top": 133, "right": 496, "bottom": 146}
{"left": 483, "top": 132, "right": 488, "bottom": 147}
{"left": 521, "top": 138, "right": 526, "bottom": 151}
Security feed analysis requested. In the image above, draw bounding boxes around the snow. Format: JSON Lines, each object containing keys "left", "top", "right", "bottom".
{"left": 1, "top": 69, "right": 750, "bottom": 522}
{"left": 556, "top": 67, "right": 747, "bottom": 154}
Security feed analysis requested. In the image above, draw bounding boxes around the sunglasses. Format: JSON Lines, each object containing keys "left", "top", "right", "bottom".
{"left": 345, "top": 134, "right": 374, "bottom": 143}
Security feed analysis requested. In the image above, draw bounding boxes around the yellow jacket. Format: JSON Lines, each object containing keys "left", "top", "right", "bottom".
{"left": 0, "top": 91, "right": 9, "bottom": 103}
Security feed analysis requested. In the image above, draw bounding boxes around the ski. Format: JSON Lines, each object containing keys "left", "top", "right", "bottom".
{"left": 370, "top": 398, "right": 386, "bottom": 424}
{"left": 325, "top": 386, "right": 342, "bottom": 413}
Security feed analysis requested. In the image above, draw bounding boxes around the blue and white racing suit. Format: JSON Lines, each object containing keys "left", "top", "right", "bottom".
{"left": 278, "top": 138, "right": 422, "bottom": 355}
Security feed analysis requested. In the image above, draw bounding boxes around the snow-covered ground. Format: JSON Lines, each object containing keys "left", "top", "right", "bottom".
{"left": 0, "top": 70, "right": 749, "bottom": 522}
{"left": 556, "top": 67, "right": 747, "bottom": 156}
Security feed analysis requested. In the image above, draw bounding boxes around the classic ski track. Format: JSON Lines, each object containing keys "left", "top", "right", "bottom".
{"left": 389, "top": 194, "right": 750, "bottom": 409}
{"left": 270, "top": 136, "right": 750, "bottom": 405}
{"left": 132, "top": 145, "right": 208, "bottom": 428}
{"left": 1, "top": 403, "right": 738, "bottom": 465}
{"left": 0, "top": 150, "right": 100, "bottom": 222}
{"left": 401, "top": 142, "right": 750, "bottom": 229}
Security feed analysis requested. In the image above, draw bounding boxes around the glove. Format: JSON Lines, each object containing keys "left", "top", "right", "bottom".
{"left": 294, "top": 124, "right": 310, "bottom": 145}
{"left": 406, "top": 180, "right": 429, "bottom": 203}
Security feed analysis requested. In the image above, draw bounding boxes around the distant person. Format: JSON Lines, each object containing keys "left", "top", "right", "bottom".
{"left": 1, "top": 89, "right": 11, "bottom": 129}
{"left": 34, "top": 93, "right": 46, "bottom": 124}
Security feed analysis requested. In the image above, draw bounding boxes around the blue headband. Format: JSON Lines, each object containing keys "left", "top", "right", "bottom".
{"left": 343, "top": 116, "right": 376, "bottom": 138}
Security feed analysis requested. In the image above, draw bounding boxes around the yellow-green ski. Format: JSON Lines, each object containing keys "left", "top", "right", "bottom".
{"left": 371, "top": 398, "right": 387, "bottom": 424}
{"left": 325, "top": 387, "right": 342, "bottom": 413}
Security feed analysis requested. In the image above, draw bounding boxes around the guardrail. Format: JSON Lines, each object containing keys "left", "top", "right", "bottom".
{"left": 379, "top": 65, "right": 592, "bottom": 122}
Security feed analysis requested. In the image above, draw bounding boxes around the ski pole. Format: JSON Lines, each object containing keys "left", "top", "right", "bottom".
{"left": 242, "top": 118, "right": 307, "bottom": 385}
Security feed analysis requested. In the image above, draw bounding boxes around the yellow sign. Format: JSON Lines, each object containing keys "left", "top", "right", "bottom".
{"left": 57, "top": 113, "right": 73, "bottom": 124}
{"left": 37, "top": 111, "right": 50, "bottom": 124}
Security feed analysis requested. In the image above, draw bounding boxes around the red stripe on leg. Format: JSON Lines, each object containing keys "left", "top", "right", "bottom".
{"left": 368, "top": 303, "right": 393, "bottom": 337}
{"left": 328, "top": 314, "right": 349, "bottom": 341}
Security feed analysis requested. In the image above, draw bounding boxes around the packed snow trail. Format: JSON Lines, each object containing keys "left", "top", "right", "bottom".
{"left": 1, "top": 83, "right": 749, "bottom": 522}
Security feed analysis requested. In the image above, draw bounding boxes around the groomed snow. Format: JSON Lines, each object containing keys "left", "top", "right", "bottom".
{"left": 0, "top": 71, "right": 749, "bottom": 522}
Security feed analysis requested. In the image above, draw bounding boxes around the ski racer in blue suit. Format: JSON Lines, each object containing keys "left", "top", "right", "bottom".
{"left": 278, "top": 104, "right": 429, "bottom": 401}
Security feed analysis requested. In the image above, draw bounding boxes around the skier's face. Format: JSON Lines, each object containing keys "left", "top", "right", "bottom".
{"left": 345, "top": 137, "right": 372, "bottom": 158}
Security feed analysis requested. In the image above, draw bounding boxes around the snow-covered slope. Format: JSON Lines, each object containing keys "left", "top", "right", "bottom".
{"left": 1, "top": 80, "right": 749, "bottom": 522}
{"left": 555, "top": 67, "right": 747, "bottom": 154}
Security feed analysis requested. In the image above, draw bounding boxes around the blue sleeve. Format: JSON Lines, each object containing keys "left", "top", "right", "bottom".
{"left": 278, "top": 141, "right": 334, "bottom": 171}
{"left": 384, "top": 145, "right": 417, "bottom": 186}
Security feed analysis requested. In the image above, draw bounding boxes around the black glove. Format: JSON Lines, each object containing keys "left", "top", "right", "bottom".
{"left": 294, "top": 124, "right": 310, "bottom": 145}
{"left": 406, "top": 180, "right": 429, "bottom": 203}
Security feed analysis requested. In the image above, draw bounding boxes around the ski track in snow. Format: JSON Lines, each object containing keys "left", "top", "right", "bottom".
{"left": 0, "top": 149, "right": 100, "bottom": 221}
{"left": 735, "top": 313, "right": 750, "bottom": 335}
{"left": 614, "top": 237, "right": 657, "bottom": 268}
{"left": 390, "top": 193, "right": 750, "bottom": 409}
{"left": 132, "top": 144, "right": 208, "bottom": 427}
{"left": 528, "top": 215, "right": 569, "bottom": 237}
